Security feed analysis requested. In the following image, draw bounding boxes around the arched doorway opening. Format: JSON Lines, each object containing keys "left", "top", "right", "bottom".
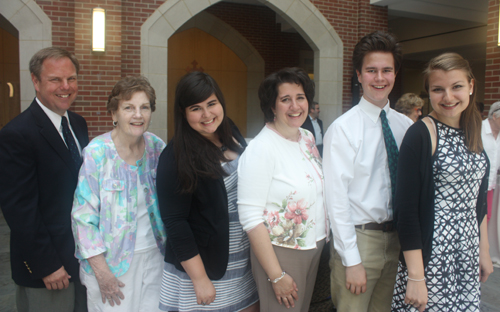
{"left": 142, "top": 0, "right": 343, "bottom": 140}
{"left": 0, "top": 14, "right": 20, "bottom": 129}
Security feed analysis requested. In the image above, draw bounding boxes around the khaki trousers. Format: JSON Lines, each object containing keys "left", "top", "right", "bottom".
{"left": 251, "top": 239, "right": 325, "bottom": 312}
{"left": 330, "top": 228, "right": 400, "bottom": 312}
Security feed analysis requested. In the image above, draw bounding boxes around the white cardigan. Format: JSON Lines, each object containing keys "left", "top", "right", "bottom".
{"left": 237, "top": 125, "right": 328, "bottom": 250}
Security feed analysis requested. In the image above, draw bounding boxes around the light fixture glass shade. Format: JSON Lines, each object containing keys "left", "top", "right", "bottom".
{"left": 92, "top": 7, "right": 105, "bottom": 52}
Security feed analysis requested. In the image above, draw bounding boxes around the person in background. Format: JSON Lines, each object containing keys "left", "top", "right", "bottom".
{"left": 72, "top": 76, "right": 166, "bottom": 311}
{"left": 395, "top": 93, "right": 424, "bottom": 123}
{"left": 392, "top": 52, "right": 493, "bottom": 311}
{"left": 156, "top": 71, "right": 259, "bottom": 312}
{"left": 238, "top": 67, "right": 327, "bottom": 312}
{"left": 482, "top": 101, "right": 500, "bottom": 222}
{"left": 0, "top": 47, "right": 88, "bottom": 312}
{"left": 323, "top": 31, "right": 412, "bottom": 312}
{"left": 301, "top": 101, "right": 324, "bottom": 156}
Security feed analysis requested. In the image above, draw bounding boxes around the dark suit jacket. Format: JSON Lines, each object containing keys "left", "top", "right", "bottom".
{"left": 0, "top": 99, "right": 89, "bottom": 288}
{"left": 156, "top": 125, "right": 246, "bottom": 280}
{"left": 301, "top": 115, "right": 324, "bottom": 142}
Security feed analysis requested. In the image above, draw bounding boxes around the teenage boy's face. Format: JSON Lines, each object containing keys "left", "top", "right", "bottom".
{"left": 356, "top": 51, "right": 396, "bottom": 108}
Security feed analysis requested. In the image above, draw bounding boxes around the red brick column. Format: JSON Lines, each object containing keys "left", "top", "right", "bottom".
{"left": 486, "top": 0, "right": 500, "bottom": 113}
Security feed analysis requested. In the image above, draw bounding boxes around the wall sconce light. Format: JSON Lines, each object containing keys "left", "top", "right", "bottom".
{"left": 92, "top": 7, "right": 105, "bottom": 52}
{"left": 7, "top": 83, "right": 14, "bottom": 98}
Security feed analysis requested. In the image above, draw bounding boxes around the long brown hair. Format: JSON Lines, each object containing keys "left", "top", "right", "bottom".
{"left": 173, "top": 71, "right": 242, "bottom": 193}
{"left": 423, "top": 52, "right": 483, "bottom": 154}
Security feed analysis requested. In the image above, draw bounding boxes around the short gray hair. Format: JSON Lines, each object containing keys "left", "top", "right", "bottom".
{"left": 488, "top": 101, "right": 500, "bottom": 119}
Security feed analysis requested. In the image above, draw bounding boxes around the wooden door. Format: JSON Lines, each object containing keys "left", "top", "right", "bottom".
{"left": 0, "top": 24, "right": 20, "bottom": 129}
{"left": 168, "top": 28, "right": 247, "bottom": 140}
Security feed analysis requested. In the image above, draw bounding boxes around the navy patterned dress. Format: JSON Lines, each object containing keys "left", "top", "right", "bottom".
{"left": 392, "top": 118, "right": 487, "bottom": 311}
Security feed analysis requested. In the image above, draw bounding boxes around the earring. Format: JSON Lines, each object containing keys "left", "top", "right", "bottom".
{"left": 470, "top": 92, "right": 472, "bottom": 95}
{"left": 112, "top": 121, "right": 117, "bottom": 127}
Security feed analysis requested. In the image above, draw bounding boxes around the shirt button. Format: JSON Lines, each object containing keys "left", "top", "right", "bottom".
{"left": 138, "top": 161, "right": 143, "bottom": 166}
{"left": 144, "top": 187, "right": 148, "bottom": 193}
{"left": 150, "top": 212, "right": 154, "bottom": 218}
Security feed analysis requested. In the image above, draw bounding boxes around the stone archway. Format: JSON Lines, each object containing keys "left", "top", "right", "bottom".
{"left": 142, "top": 0, "right": 343, "bottom": 139}
{"left": 0, "top": 0, "right": 51, "bottom": 111}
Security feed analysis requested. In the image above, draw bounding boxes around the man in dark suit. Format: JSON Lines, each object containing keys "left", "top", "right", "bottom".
{"left": 0, "top": 47, "right": 89, "bottom": 312}
{"left": 301, "top": 101, "right": 324, "bottom": 156}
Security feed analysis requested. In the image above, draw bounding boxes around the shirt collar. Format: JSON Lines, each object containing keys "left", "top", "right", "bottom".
{"left": 358, "top": 96, "right": 390, "bottom": 124}
{"left": 36, "top": 97, "right": 69, "bottom": 131}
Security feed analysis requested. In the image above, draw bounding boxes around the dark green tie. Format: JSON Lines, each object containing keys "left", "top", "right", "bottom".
{"left": 61, "top": 116, "right": 82, "bottom": 170}
{"left": 380, "top": 110, "right": 398, "bottom": 222}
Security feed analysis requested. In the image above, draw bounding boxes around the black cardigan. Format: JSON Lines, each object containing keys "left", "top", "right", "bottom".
{"left": 156, "top": 125, "right": 247, "bottom": 280}
{"left": 394, "top": 119, "right": 489, "bottom": 267}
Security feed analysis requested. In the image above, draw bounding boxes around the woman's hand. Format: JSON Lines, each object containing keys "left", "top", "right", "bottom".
{"left": 271, "top": 273, "right": 299, "bottom": 308}
{"left": 192, "top": 276, "right": 216, "bottom": 306}
{"left": 404, "top": 279, "right": 427, "bottom": 312}
{"left": 95, "top": 269, "right": 125, "bottom": 306}
{"left": 87, "top": 254, "right": 125, "bottom": 306}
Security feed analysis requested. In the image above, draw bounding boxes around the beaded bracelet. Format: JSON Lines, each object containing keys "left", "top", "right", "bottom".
{"left": 268, "top": 271, "right": 286, "bottom": 284}
{"left": 407, "top": 277, "right": 425, "bottom": 282}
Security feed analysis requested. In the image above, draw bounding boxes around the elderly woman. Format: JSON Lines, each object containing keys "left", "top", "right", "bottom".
{"left": 395, "top": 93, "right": 424, "bottom": 122}
{"left": 482, "top": 101, "right": 500, "bottom": 222}
{"left": 72, "top": 76, "right": 166, "bottom": 311}
{"left": 238, "top": 67, "right": 328, "bottom": 311}
{"left": 156, "top": 71, "right": 258, "bottom": 311}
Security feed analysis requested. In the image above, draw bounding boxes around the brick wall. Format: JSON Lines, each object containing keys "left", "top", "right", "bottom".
{"left": 485, "top": 0, "right": 500, "bottom": 113}
{"left": 311, "top": 0, "right": 388, "bottom": 111}
{"left": 35, "top": 0, "right": 164, "bottom": 138}
{"left": 35, "top": 0, "right": 388, "bottom": 138}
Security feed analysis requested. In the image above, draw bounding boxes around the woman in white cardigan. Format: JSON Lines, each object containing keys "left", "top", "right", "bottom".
{"left": 238, "top": 67, "right": 329, "bottom": 312}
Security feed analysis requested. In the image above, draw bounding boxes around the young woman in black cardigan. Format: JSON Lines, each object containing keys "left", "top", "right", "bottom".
{"left": 156, "top": 72, "right": 259, "bottom": 311}
{"left": 392, "top": 53, "right": 494, "bottom": 312}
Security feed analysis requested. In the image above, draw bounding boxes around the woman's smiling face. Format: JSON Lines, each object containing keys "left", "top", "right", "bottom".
{"left": 428, "top": 69, "right": 473, "bottom": 128}
{"left": 272, "top": 82, "right": 308, "bottom": 134}
{"left": 185, "top": 93, "right": 224, "bottom": 140}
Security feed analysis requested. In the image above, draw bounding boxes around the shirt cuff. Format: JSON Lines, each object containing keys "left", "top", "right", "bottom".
{"left": 340, "top": 248, "right": 362, "bottom": 267}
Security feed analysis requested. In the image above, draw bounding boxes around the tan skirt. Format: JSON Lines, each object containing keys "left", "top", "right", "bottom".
{"left": 250, "top": 239, "right": 325, "bottom": 312}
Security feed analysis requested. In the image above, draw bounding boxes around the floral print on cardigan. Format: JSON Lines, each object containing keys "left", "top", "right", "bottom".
{"left": 71, "top": 131, "right": 166, "bottom": 277}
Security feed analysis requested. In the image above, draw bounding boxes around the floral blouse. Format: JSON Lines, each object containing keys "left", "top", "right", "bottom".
{"left": 72, "top": 131, "right": 166, "bottom": 277}
{"left": 238, "top": 125, "right": 328, "bottom": 250}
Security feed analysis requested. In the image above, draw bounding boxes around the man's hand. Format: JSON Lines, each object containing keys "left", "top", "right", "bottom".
{"left": 42, "top": 266, "right": 71, "bottom": 290}
{"left": 345, "top": 263, "right": 367, "bottom": 295}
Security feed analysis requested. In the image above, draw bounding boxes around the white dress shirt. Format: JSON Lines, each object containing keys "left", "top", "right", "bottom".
{"left": 482, "top": 118, "right": 500, "bottom": 190}
{"left": 36, "top": 97, "right": 82, "bottom": 154}
{"left": 323, "top": 97, "right": 412, "bottom": 266}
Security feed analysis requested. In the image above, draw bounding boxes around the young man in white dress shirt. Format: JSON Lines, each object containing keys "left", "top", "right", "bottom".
{"left": 323, "top": 31, "right": 412, "bottom": 311}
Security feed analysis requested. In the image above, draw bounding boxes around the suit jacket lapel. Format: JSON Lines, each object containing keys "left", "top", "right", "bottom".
{"left": 29, "top": 101, "right": 79, "bottom": 177}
